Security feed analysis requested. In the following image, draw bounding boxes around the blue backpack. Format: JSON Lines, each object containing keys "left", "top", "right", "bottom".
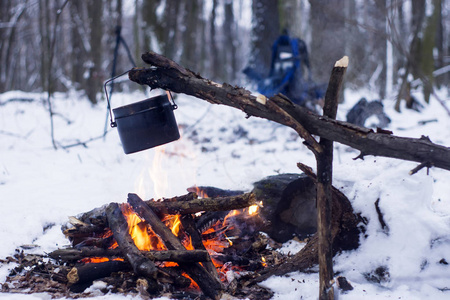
{"left": 262, "top": 35, "right": 302, "bottom": 96}
{"left": 247, "top": 33, "right": 323, "bottom": 106}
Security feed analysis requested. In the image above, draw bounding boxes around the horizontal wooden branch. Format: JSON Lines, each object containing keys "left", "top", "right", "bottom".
{"left": 146, "top": 192, "right": 257, "bottom": 215}
{"left": 73, "top": 192, "right": 256, "bottom": 231}
{"left": 67, "top": 260, "right": 129, "bottom": 285}
{"left": 128, "top": 51, "right": 450, "bottom": 172}
{"left": 49, "top": 247, "right": 210, "bottom": 263}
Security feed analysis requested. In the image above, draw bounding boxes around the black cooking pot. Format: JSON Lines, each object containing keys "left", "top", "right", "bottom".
{"left": 104, "top": 72, "right": 180, "bottom": 154}
{"left": 113, "top": 94, "right": 180, "bottom": 154}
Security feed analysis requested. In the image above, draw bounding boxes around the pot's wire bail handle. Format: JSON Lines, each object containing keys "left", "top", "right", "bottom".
{"left": 103, "top": 70, "right": 131, "bottom": 128}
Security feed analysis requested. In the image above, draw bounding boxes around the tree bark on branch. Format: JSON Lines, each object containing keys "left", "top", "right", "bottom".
{"left": 128, "top": 51, "right": 450, "bottom": 172}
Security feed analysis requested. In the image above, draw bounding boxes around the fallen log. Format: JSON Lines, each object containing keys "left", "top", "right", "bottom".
{"left": 67, "top": 260, "right": 130, "bottom": 285}
{"left": 250, "top": 163, "right": 361, "bottom": 284}
{"left": 67, "top": 261, "right": 192, "bottom": 293}
{"left": 147, "top": 192, "right": 257, "bottom": 216}
{"left": 49, "top": 247, "right": 210, "bottom": 263}
{"left": 127, "top": 193, "right": 224, "bottom": 300}
{"left": 128, "top": 51, "right": 450, "bottom": 172}
{"left": 63, "top": 224, "right": 106, "bottom": 238}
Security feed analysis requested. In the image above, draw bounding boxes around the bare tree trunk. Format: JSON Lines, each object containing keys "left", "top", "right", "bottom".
{"left": 309, "top": 0, "right": 346, "bottom": 85}
{"left": 141, "top": 0, "right": 162, "bottom": 52}
{"left": 372, "top": 0, "right": 387, "bottom": 98}
{"left": 86, "top": 0, "right": 103, "bottom": 104}
{"left": 249, "top": 0, "right": 280, "bottom": 78}
{"left": 420, "top": 0, "right": 439, "bottom": 103}
{"left": 209, "top": 0, "right": 220, "bottom": 80}
{"left": 434, "top": 0, "right": 444, "bottom": 88}
{"left": 181, "top": 0, "right": 202, "bottom": 73}
{"left": 223, "top": 1, "right": 237, "bottom": 82}
{"left": 162, "top": 0, "right": 181, "bottom": 59}
{"left": 70, "top": 0, "right": 86, "bottom": 88}
{"left": 395, "top": 0, "right": 426, "bottom": 112}
{"left": 39, "top": 0, "right": 51, "bottom": 92}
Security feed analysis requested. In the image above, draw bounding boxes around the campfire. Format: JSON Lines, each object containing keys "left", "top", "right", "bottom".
{"left": 56, "top": 189, "right": 274, "bottom": 299}
{"left": 54, "top": 188, "right": 282, "bottom": 298}
{"left": 3, "top": 178, "right": 301, "bottom": 299}
{"left": 1, "top": 168, "right": 360, "bottom": 299}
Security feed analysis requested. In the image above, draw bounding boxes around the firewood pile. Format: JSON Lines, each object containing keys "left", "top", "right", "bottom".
{"left": 0, "top": 174, "right": 360, "bottom": 299}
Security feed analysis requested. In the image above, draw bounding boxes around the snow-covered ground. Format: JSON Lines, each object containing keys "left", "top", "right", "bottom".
{"left": 0, "top": 86, "right": 449, "bottom": 299}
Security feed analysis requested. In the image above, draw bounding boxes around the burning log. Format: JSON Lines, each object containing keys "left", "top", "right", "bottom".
{"left": 70, "top": 192, "right": 257, "bottom": 233}
{"left": 180, "top": 214, "right": 219, "bottom": 278}
{"left": 63, "top": 224, "right": 106, "bottom": 238}
{"left": 105, "top": 202, "right": 159, "bottom": 291}
{"left": 49, "top": 247, "right": 210, "bottom": 263}
{"left": 127, "top": 193, "right": 224, "bottom": 300}
{"left": 147, "top": 192, "right": 257, "bottom": 215}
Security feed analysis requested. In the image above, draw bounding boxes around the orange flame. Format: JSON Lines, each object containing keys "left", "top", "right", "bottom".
{"left": 170, "top": 215, "right": 182, "bottom": 237}
{"left": 248, "top": 204, "right": 259, "bottom": 215}
{"left": 261, "top": 256, "right": 267, "bottom": 267}
{"left": 81, "top": 257, "right": 124, "bottom": 264}
{"left": 192, "top": 186, "right": 209, "bottom": 198}
{"left": 121, "top": 204, "right": 153, "bottom": 251}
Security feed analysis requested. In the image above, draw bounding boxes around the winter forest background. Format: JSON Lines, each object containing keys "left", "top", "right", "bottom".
{"left": 1, "top": 0, "right": 448, "bottom": 108}
{"left": 1, "top": 1, "right": 450, "bottom": 299}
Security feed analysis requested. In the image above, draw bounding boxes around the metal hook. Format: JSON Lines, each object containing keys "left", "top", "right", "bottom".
{"left": 166, "top": 90, "right": 178, "bottom": 110}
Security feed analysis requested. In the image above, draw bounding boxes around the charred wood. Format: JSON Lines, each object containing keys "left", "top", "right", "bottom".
{"left": 50, "top": 247, "right": 122, "bottom": 261}
{"left": 67, "top": 260, "right": 130, "bottom": 286}
{"left": 212, "top": 254, "right": 261, "bottom": 270}
{"left": 252, "top": 173, "right": 316, "bottom": 242}
{"left": 156, "top": 267, "right": 192, "bottom": 289}
{"left": 186, "top": 186, "right": 245, "bottom": 197}
{"left": 147, "top": 192, "right": 257, "bottom": 215}
{"left": 105, "top": 203, "right": 159, "bottom": 291}
{"left": 128, "top": 193, "right": 224, "bottom": 300}
{"left": 251, "top": 163, "right": 361, "bottom": 284}
{"left": 180, "top": 214, "right": 219, "bottom": 278}
{"left": 49, "top": 247, "right": 210, "bottom": 263}
{"left": 71, "top": 235, "right": 115, "bottom": 249}
{"left": 73, "top": 192, "right": 256, "bottom": 230}
{"left": 63, "top": 224, "right": 107, "bottom": 238}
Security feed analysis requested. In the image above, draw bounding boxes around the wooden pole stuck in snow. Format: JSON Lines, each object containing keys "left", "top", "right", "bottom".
{"left": 316, "top": 56, "right": 348, "bottom": 300}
